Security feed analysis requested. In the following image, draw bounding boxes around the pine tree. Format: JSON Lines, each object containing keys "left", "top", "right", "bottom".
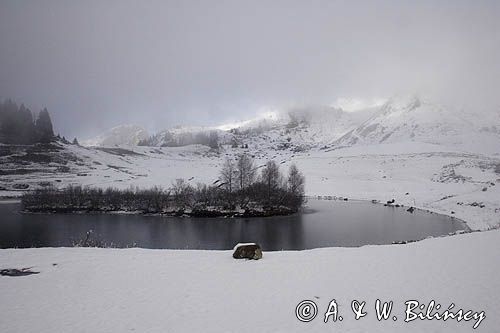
{"left": 72, "top": 137, "right": 79, "bottom": 145}
{"left": 35, "top": 108, "right": 54, "bottom": 143}
{"left": 0, "top": 99, "right": 18, "bottom": 143}
{"left": 18, "top": 104, "right": 35, "bottom": 144}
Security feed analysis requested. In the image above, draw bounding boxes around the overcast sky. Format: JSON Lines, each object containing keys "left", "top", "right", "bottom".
{"left": 1, "top": 0, "right": 499, "bottom": 138}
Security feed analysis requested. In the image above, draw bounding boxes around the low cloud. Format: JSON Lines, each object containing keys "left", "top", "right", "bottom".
{"left": 0, "top": 0, "right": 499, "bottom": 138}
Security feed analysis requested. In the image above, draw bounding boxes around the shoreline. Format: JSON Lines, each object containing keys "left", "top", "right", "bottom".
{"left": 306, "top": 195, "right": 473, "bottom": 232}
{"left": 2, "top": 193, "right": 475, "bottom": 229}
{"left": 19, "top": 207, "right": 299, "bottom": 218}
{"left": 0, "top": 195, "right": 475, "bottom": 250}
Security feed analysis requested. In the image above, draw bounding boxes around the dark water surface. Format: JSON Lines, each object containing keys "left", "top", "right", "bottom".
{"left": 0, "top": 200, "right": 468, "bottom": 250}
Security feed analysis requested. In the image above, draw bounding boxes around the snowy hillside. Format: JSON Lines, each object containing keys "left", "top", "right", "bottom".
{"left": 140, "top": 126, "right": 230, "bottom": 147}
{"left": 277, "top": 105, "right": 378, "bottom": 145}
{"left": 82, "top": 125, "right": 149, "bottom": 147}
{"left": 333, "top": 95, "right": 500, "bottom": 154}
{"left": 85, "top": 96, "right": 500, "bottom": 156}
{"left": 217, "top": 97, "right": 500, "bottom": 155}
{"left": 133, "top": 105, "right": 378, "bottom": 151}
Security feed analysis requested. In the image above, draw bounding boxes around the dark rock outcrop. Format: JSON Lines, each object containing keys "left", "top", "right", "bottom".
{"left": 232, "top": 243, "right": 263, "bottom": 260}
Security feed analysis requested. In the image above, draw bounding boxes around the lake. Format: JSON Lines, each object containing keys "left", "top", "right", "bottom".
{"left": 0, "top": 200, "right": 468, "bottom": 250}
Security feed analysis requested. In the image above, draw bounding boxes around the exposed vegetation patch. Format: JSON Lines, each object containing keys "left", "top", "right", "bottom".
{"left": 0, "top": 268, "right": 40, "bottom": 277}
{"left": 95, "top": 147, "right": 145, "bottom": 157}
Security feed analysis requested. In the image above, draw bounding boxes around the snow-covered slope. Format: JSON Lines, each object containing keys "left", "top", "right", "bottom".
{"left": 82, "top": 125, "right": 149, "bottom": 147}
{"left": 129, "top": 96, "right": 500, "bottom": 155}
{"left": 333, "top": 95, "right": 500, "bottom": 154}
{"left": 101, "top": 106, "right": 376, "bottom": 150}
{"left": 82, "top": 95, "right": 500, "bottom": 155}
{"left": 78, "top": 95, "right": 500, "bottom": 157}
{"left": 282, "top": 105, "right": 378, "bottom": 144}
{"left": 141, "top": 126, "right": 231, "bottom": 147}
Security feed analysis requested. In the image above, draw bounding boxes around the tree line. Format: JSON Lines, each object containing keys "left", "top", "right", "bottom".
{"left": 22, "top": 154, "right": 306, "bottom": 216}
{"left": 0, "top": 99, "right": 55, "bottom": 144}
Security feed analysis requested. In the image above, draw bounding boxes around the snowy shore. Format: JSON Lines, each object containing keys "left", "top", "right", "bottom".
{"left": 1, "top": 229, "right": 499, "bottom": 332}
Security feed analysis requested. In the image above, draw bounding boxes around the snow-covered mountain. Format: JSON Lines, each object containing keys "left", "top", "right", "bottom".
{"left": 155, "top": 106, "right": 376, "bottom": 147}
{"left": 332, "top": 95, "right": 500, "bottom": 153}
{"left": 139, "top": 126, "right": 231, "bottom": 148}
{"left": 282, "top": 105, "right": 378, "bottom": 144}
{"left": 82, "top": 125, "right": 149, "bottom": 147}
{"left": 81, "top": 96, "right": 500, "bottom": 154}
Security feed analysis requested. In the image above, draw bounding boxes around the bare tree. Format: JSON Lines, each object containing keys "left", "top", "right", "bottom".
{"left": 171, "top": 178, "right": 193, "bottom": 208}
{"left": 236, "top": 154, "right": 255, "bottom": 191}
{"left": 219, "top": 158, "right": 236, "bottom": 193}
{"left": 261, "top": 160, "right": 283, "bottom": 204}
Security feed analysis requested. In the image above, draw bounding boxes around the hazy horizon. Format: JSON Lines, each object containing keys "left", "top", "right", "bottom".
{"left": 1, "top": 0, "right": 499, "bottom": 138}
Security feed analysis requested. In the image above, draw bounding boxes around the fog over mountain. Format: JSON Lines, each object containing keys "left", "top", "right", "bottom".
{"left": 1, "top": 0, "right": 499, "bottom": 139}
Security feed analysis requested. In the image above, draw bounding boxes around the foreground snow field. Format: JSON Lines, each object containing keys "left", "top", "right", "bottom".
{"left": 1, "top": 229, "right": 499, "bottom": 332}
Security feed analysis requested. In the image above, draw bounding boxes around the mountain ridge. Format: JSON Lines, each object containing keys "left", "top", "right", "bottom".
{"left": 82, "top": 96, "right": 500, "bottom": 154}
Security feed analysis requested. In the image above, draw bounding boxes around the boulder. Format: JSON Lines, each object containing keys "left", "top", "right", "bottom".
{"left": 233, "top": 243, "right": 263, "bottom": 260}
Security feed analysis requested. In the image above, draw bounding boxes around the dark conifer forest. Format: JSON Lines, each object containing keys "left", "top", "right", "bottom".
{"left": 0, "top": 99, "right": 55, "bottom": 144}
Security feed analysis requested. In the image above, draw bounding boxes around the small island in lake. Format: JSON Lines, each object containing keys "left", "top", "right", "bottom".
{"left": 22, "top": 155, "right": 306, "bottom": 217}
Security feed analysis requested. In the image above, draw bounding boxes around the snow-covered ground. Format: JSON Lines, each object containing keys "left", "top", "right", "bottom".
{"left": 1, "top": 230, "right": 499, "bottom": 332}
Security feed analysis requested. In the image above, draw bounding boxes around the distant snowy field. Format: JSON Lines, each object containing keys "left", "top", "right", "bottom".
{"left": 1, "top": 230, "right": 499, "bottom": 332}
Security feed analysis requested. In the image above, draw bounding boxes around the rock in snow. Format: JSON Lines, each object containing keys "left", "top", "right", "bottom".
{"left": 232, "top": 243, "right": 263, "bottom": 260}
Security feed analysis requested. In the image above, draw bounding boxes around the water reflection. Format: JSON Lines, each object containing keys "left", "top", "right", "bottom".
{"left": 0, "top": 200, "right": 466, "bottom": 250}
